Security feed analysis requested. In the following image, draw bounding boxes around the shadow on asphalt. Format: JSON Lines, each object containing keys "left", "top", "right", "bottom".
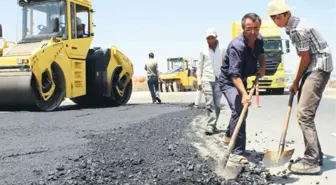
{"left": 264, "top": 154, "right": 335, "bottom": 184}
{"left": 271, "top": 175, "right": 300, "bottom": 184}
{"left": 321, "top": 154, "right": 336, "bottom": 173}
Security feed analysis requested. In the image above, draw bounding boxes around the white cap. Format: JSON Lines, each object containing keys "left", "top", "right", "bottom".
{"left": 205, "top": 28, "right": 217, "bottom": 38}
{"left": 267, "top": 0, "right": 295, "bottom": 16}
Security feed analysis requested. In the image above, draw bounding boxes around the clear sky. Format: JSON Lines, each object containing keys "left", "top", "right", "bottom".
{"left": 1, "top": 0, "right": 335, "bottom": 76}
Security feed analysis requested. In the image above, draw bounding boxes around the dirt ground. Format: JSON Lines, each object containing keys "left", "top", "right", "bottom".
{"left": 328, "top": 80, "right": 336, "bottom": 88}
{"left": 133, "top": 76, "right": 149, "bottom": 92}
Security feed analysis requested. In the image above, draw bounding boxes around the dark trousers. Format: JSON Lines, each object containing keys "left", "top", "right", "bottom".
{"left": 222, "top": 86, "right": 247, "bottom": 155}
{"left": 147, "top": 76, "right": 159, "bottom": 102}
{"left": 297, "top": 69, "right": 330, "bottom": 164}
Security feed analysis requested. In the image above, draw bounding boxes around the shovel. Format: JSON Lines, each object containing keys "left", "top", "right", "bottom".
{"left": 221, "top": 75, "right": 259, "bottom": 169}
{"left": 262, "top": 93, "right": 295, "bottom": 168}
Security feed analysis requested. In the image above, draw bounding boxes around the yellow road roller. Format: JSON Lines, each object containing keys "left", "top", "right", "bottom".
{"left": 0, "top": 0, "right": 134, "bottom": 111}
{"left": 159, "top": 57, "right": 197, "bottom": 92}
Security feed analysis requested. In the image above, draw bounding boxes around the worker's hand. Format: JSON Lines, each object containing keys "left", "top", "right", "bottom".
{"left": 198, "top": 83, "right": 202, "bottom": 91}
{"left": 242, "top": 93, "right": 251, "bottom": 106}
{"left": 289, "top": 81, "right": 299, "bottom": 94}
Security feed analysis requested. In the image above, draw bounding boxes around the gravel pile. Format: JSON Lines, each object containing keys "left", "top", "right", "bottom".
{"left": 31, "top": 108, "right": 274, "bottom": 185}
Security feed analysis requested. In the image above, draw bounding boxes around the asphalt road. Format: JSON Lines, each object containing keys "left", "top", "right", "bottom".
{"left": 0, "top": 90, "right": 335, "bottom": 185}
{"left": 0, "top": 102, "right": 190, "bottom": 184}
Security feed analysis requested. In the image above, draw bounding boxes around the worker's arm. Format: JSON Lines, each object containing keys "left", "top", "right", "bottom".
{"left": 196, "top": 51, "right": 204, "bottom": 89}
{"left": 294, "top": 52, "right": 310, "bottom": 83}
{"left": 228, "top": 47, "right": 246, "bottom": 94}
{"left": 144, "top": 64, "right": 147, "bottom": 71}
{"left": 290, "top": 30, "right": 311, "bottom": 93}
{"left": 257, "top": 37, "right": 266, "bottom": 77}
{"left": 232, "top": 78, "right": 247, "bottom": 96}
{"left": 228, "top": 46, "right": 250, "bottom": 105}
{"left": 258, "top": 54, "right": 266, "bottom": 77}
{"left": 221, "top": 47, "right": 227, "bottom": 65}
{"left": 156, "top": 62, "right": 160, "bottom": 79}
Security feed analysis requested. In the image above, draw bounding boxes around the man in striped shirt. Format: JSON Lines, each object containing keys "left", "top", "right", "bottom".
{"left": 267, "top": 0, "right": 333, "bottom": 175}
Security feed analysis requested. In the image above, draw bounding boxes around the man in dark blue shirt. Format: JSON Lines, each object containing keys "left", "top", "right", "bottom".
{"left": 219, "top": 13, "right": 266, "bottom": 164}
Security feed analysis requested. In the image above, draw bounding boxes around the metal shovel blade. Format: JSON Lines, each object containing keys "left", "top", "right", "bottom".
{"left": 262, "top": 149, "right": 295, "bottom": 168}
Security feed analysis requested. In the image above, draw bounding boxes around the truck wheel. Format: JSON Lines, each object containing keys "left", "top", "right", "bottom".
{"left": 32, "top": 63, "right": 66, "bottom": 111}
{"left": 173, "top": 81, "right": 180, "bottom": 92}
{"left": 159, "top": 82, "right": 163, "bottom": 92}
{"left": 164, "top": 83, "right": 169, "bottom": 92}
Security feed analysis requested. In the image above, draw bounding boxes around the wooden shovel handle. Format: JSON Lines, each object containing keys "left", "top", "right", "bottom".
{"left": 222, "top": 76, "right": 259, "bottom": 167}
{"left": 279, "top": 93, "right": 295, "bottom": 147}
{"left": 228, "top": 81, "right": 258, "bottom": 147}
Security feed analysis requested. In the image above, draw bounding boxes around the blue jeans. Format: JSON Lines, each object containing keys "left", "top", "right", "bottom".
{"left": 147, "top": 76, "right": 160, "bottom": 102}
{"left": 222, "top": 86, "right": 248, "bottom": 155}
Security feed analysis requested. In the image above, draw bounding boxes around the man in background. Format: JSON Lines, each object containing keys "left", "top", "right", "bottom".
{"left": 145, "top": 52, "right": 162, "bottom": 104}
{"left": 197, "top": 28, "right": 226, "bottom": 135}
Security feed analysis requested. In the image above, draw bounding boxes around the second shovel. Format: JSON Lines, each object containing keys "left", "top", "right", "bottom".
{"left": 262, "top": 92, "right": 295, "bottom": 168}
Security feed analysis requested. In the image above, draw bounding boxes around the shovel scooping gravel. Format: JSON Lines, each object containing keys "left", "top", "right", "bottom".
{"left": 262, "top": 92, "right": 295, "bottom": 168}
{"left": 220, "top": 75, "right": 259, "bottom": 174}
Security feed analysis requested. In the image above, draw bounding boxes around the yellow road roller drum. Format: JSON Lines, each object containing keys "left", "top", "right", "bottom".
{"left": 0, "top": 0, "right": 134, "bottom": 111}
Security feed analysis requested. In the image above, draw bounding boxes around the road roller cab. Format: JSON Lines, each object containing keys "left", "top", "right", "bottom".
{"left": 0, "top": 0, "right": 134, "bottom": 111}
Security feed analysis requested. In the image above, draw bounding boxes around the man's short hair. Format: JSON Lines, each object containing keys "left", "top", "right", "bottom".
{"left": 149, "top": 52, "right": 154, "bottom": 58}
{"left": 241, "top": 13, "right": 262, "bottom": 29}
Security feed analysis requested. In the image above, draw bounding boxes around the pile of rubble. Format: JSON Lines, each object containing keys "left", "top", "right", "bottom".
{"left": 31, "top": 109, "right": 275, "bottom": 185}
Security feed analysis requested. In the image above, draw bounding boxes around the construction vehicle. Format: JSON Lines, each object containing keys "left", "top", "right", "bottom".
{"left": 232, "top": 19, "right": 290, "bottom": 95}
{"left": 158, "top": 57, "right": 197, "bottom": 92}
{"left": 0, "top": 0, "right": 134, "bottom": 111}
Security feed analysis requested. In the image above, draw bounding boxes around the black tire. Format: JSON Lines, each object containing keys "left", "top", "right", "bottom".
{"left": 159, "top": 82, "right": 163, "bottom": 92}
{"left": 110, "top": 79, "right": 133, "bottom": 106}
{"left": 32, "top": 63, "right": 66, "bottom": 111}
{"left": 165, "top": 84, "right": 169, "bottom": 92}
{"left": 72, "top": 80, "right": 133, "bottom": 107}
{"left": 272, "top": 88, "right": 285, "bottom": 95}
